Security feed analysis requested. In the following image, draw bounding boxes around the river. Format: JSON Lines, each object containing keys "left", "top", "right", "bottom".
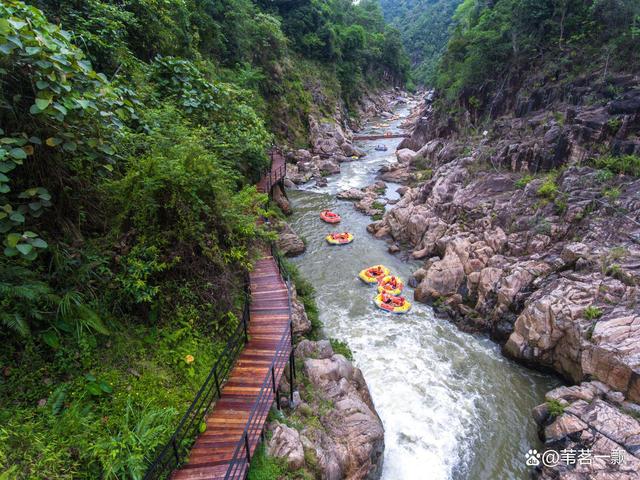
{"left": 287, "top": 100, "right": 558, "bottom": 480}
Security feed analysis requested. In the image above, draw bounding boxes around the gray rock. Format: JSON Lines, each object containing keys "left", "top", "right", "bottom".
{"left": 267, "top": 422, "right": 305, "bottom": 470}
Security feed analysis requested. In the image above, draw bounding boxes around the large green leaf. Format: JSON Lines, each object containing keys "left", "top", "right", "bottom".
{"left": 8, "top": 148, "right": 26, "bottom": 160}
{"left": 35, "top": 97, "right": 51, "bottom": 110}
{"left": 16, "top": 243, "right": 33, "bottom": 255}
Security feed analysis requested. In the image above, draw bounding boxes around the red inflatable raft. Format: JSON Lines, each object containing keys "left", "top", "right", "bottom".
{"left": 320, "top": 210, "right": 341, "bottom": 224}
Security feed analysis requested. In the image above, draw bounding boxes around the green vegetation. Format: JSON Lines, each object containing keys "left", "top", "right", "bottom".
{"left": 247, "top": 444, "right": 288, "bottom": 480}
{"left": 584, "top": 305, "right": 603, "bottom": 321}
{"left": 0, "top": 0, "right": 407, "bottom": 477}
{"left": 379, "top": 0, "right": 463, "bottom": 85}
{"left": 515, "top": 173, "right": 535, "bottom": 189}
{"left": 594, "top": 154, "right": 640, "bottom": 178}
{"left": 537, "top": 173, "right": 559, "bottom": 200}
{"left": 546, "top": 399, "right": 566, "bottom": 418}
{"left": 603, "top": 186, "right": 621, "bottom": 200}
{"left": 436, "top": 0, "right": 640, "bottom": 111}
{"left": 329, "top": 338, "right": 354, "bottom": 361}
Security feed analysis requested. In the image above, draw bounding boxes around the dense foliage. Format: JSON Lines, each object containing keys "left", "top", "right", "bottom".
{"left": 436, "top": 0, "right": 640, "bottom": 110}
{"left": 0, "top": 0, "right": 408, "bottom": 477}
{"left": 379, "top": 0, "right": 463, "bottom": 85}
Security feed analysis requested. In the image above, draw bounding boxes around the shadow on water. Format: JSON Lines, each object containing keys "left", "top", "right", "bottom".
{"left": 287, "top": 102, "right": 559, "bottom": 480}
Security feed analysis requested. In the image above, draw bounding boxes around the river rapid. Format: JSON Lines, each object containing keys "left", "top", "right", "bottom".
{"left": 287, "top": 100, "right": 558, "bottom": 480}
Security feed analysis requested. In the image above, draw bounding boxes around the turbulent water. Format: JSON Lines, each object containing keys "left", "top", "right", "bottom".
{"left": 288, "top": 102, "right": 558, "bottom": 480}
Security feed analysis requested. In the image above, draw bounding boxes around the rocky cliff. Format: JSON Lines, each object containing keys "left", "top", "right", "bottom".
{"left": 370, "top": 73, "right": 640, "bottom": 477}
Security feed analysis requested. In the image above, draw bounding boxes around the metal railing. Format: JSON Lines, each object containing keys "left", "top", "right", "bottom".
{"left": 259, "top": 148, "right": 287, "bottom": 193}
{"left": 223, "top": 246, "right": 294, "bottom": 480}
{"left": 143, "top": 284, "right": 251, "bottom": 480}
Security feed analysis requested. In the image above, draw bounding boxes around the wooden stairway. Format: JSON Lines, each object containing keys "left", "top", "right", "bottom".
{"left": 171, "top": 258, "right": 292, "bottom": 480}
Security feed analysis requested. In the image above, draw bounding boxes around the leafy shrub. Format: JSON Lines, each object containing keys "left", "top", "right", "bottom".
{"left": 116, "top": 245, "right": 168, "bottom": 304}
{"left": 0, "top": 262, "right": 54, "bottom": 336}
{"left": 515, "top": 174, "right": 534, "bottom": 189}
{"left": 149, "top": 57, "right": 271, "bottom": 179}
{"left": 537, "top": 174, "right": 559, "bottom": 200}
{"left": 603, "top": 186, "right": 621, "bottom": 200}
{"left": 112, "top": 107, "right": 266, "bottom": 271}
{"left": 547, "top": 399, "right": 565, "bottom": 418}
{"left": 595, "top": 169, "right": 614, "bottom": 182}
{"left": 0, "top": 1, "right": 137, "bottom": 260}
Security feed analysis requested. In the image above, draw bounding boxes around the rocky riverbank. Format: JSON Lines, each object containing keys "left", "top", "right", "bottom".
{"left": 263, "top": 284, "right": 385, "bottom": 479}
{"left": 369, "top": 74, "right": 640, "bottom": 477}
{"left": 273, "top": 88, "right": 412, "bottom": 258}
{"left": 283, "top": 89, "right": 412, "bottom": 189}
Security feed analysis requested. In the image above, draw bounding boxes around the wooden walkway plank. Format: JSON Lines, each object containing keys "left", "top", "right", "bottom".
{"left": 171, "top": 253, "right": 291, "bottom": 480}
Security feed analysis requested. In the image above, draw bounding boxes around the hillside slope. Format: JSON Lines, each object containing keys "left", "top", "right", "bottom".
{"left": 379, "top": 0, "right": 462, "bottom": 85}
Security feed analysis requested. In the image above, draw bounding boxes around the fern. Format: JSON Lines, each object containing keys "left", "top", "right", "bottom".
{"left": 0, "top": 312, "right": 30, "bottom": 336}
{"left": 48, "top": 385, "right": 68, "bottom": 416}
{"left": 0, "top": 262, "right": 54, "bottom": 336}
{"left": 57, "top": 291, "right": 110, "bottom": 338}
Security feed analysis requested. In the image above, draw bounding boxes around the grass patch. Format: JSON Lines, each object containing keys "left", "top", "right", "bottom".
{"left": 537, "top": 172, "right": 559, "bottom": 200}
{"left": 515, "top": 174, "right": 535, "bottom": 189}
{"left": 584, "top": 305, "right": 603, "bottom": 320}
{"left": 329, "top": 338, "right": 353, "bottom": 361}
{"left": 247, "top": 443, "right": 287, "bottom": 480}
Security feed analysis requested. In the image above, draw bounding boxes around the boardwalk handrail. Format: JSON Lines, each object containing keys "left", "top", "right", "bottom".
{"left": 258, "top": 148, "right": 287, "bottom": 194}
{"left": 143, "top": 283, "right": 251, "bottom": 480}
{"left": 223, "top": 246, "right": 293, "bottom": 480}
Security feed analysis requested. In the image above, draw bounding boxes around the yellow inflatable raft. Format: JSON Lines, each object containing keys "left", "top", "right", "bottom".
{"left": 326, "top": 232, "right": 354, "bottom": 245}
{"left": 377, "top": 275, "right": 404, "bottom": 296}
{"left": 374, "top": 293, "right": 411, "bottom": 314}
{"left": 358, "top": 265, "right": 390, "bottom": 284}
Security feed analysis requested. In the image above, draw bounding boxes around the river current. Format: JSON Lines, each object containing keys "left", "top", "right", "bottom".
{"left": 287, "top": 101, "right": 558, "bottom": 480}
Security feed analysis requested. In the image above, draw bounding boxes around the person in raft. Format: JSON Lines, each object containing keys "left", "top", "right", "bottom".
{"left": 380, "top": 291, "right": 405, "bottom": 306}
{"left": 368, "top": 265, "right": 385, "bottom": 277}
{"left": 330, "top": 232, "right": 351, "bottom": 241}
{"left": 384, "top": 276, "right": 399, "bottom": 289}
{"left": 322, "top": 210, "right": 339, "bottom": 218}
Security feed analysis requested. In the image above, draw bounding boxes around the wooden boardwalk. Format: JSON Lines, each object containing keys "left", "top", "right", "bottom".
{"left": 171, "top": 153, "right": 291, "bottom": 480}
{"left": 256, "top": 150, "right": 286, "bottom": 194}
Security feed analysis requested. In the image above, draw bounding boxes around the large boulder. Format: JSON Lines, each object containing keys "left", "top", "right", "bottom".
{"left": 414, "top": 239, "right": 468, "bottom": 303}
{"left": 303, "top": 352, "right": 385, "bottom": 480}
{"left": 276, "top": 223, "right": 305, "bottom": 257}
{"left": 267, "top": 422, "right": 305, "bottom": 470}
{"left": 291, "top": 285, "right": 311, "bottom": 336}
{"left": 396, "top": 148, "right": 417, "bottom": 164}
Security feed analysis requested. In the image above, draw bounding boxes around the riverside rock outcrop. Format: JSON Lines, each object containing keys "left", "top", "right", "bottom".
{"left": 267, "top": 339, "right": 384, "bottom": 480}
{"left": 371, "top": 75, "right": 640, "bottom": 477}
{"left": 533, "top": 381, "right": 640, "bottom": 479}
{"left": 337, "top": 181, "right": 387, "bottom": 217}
